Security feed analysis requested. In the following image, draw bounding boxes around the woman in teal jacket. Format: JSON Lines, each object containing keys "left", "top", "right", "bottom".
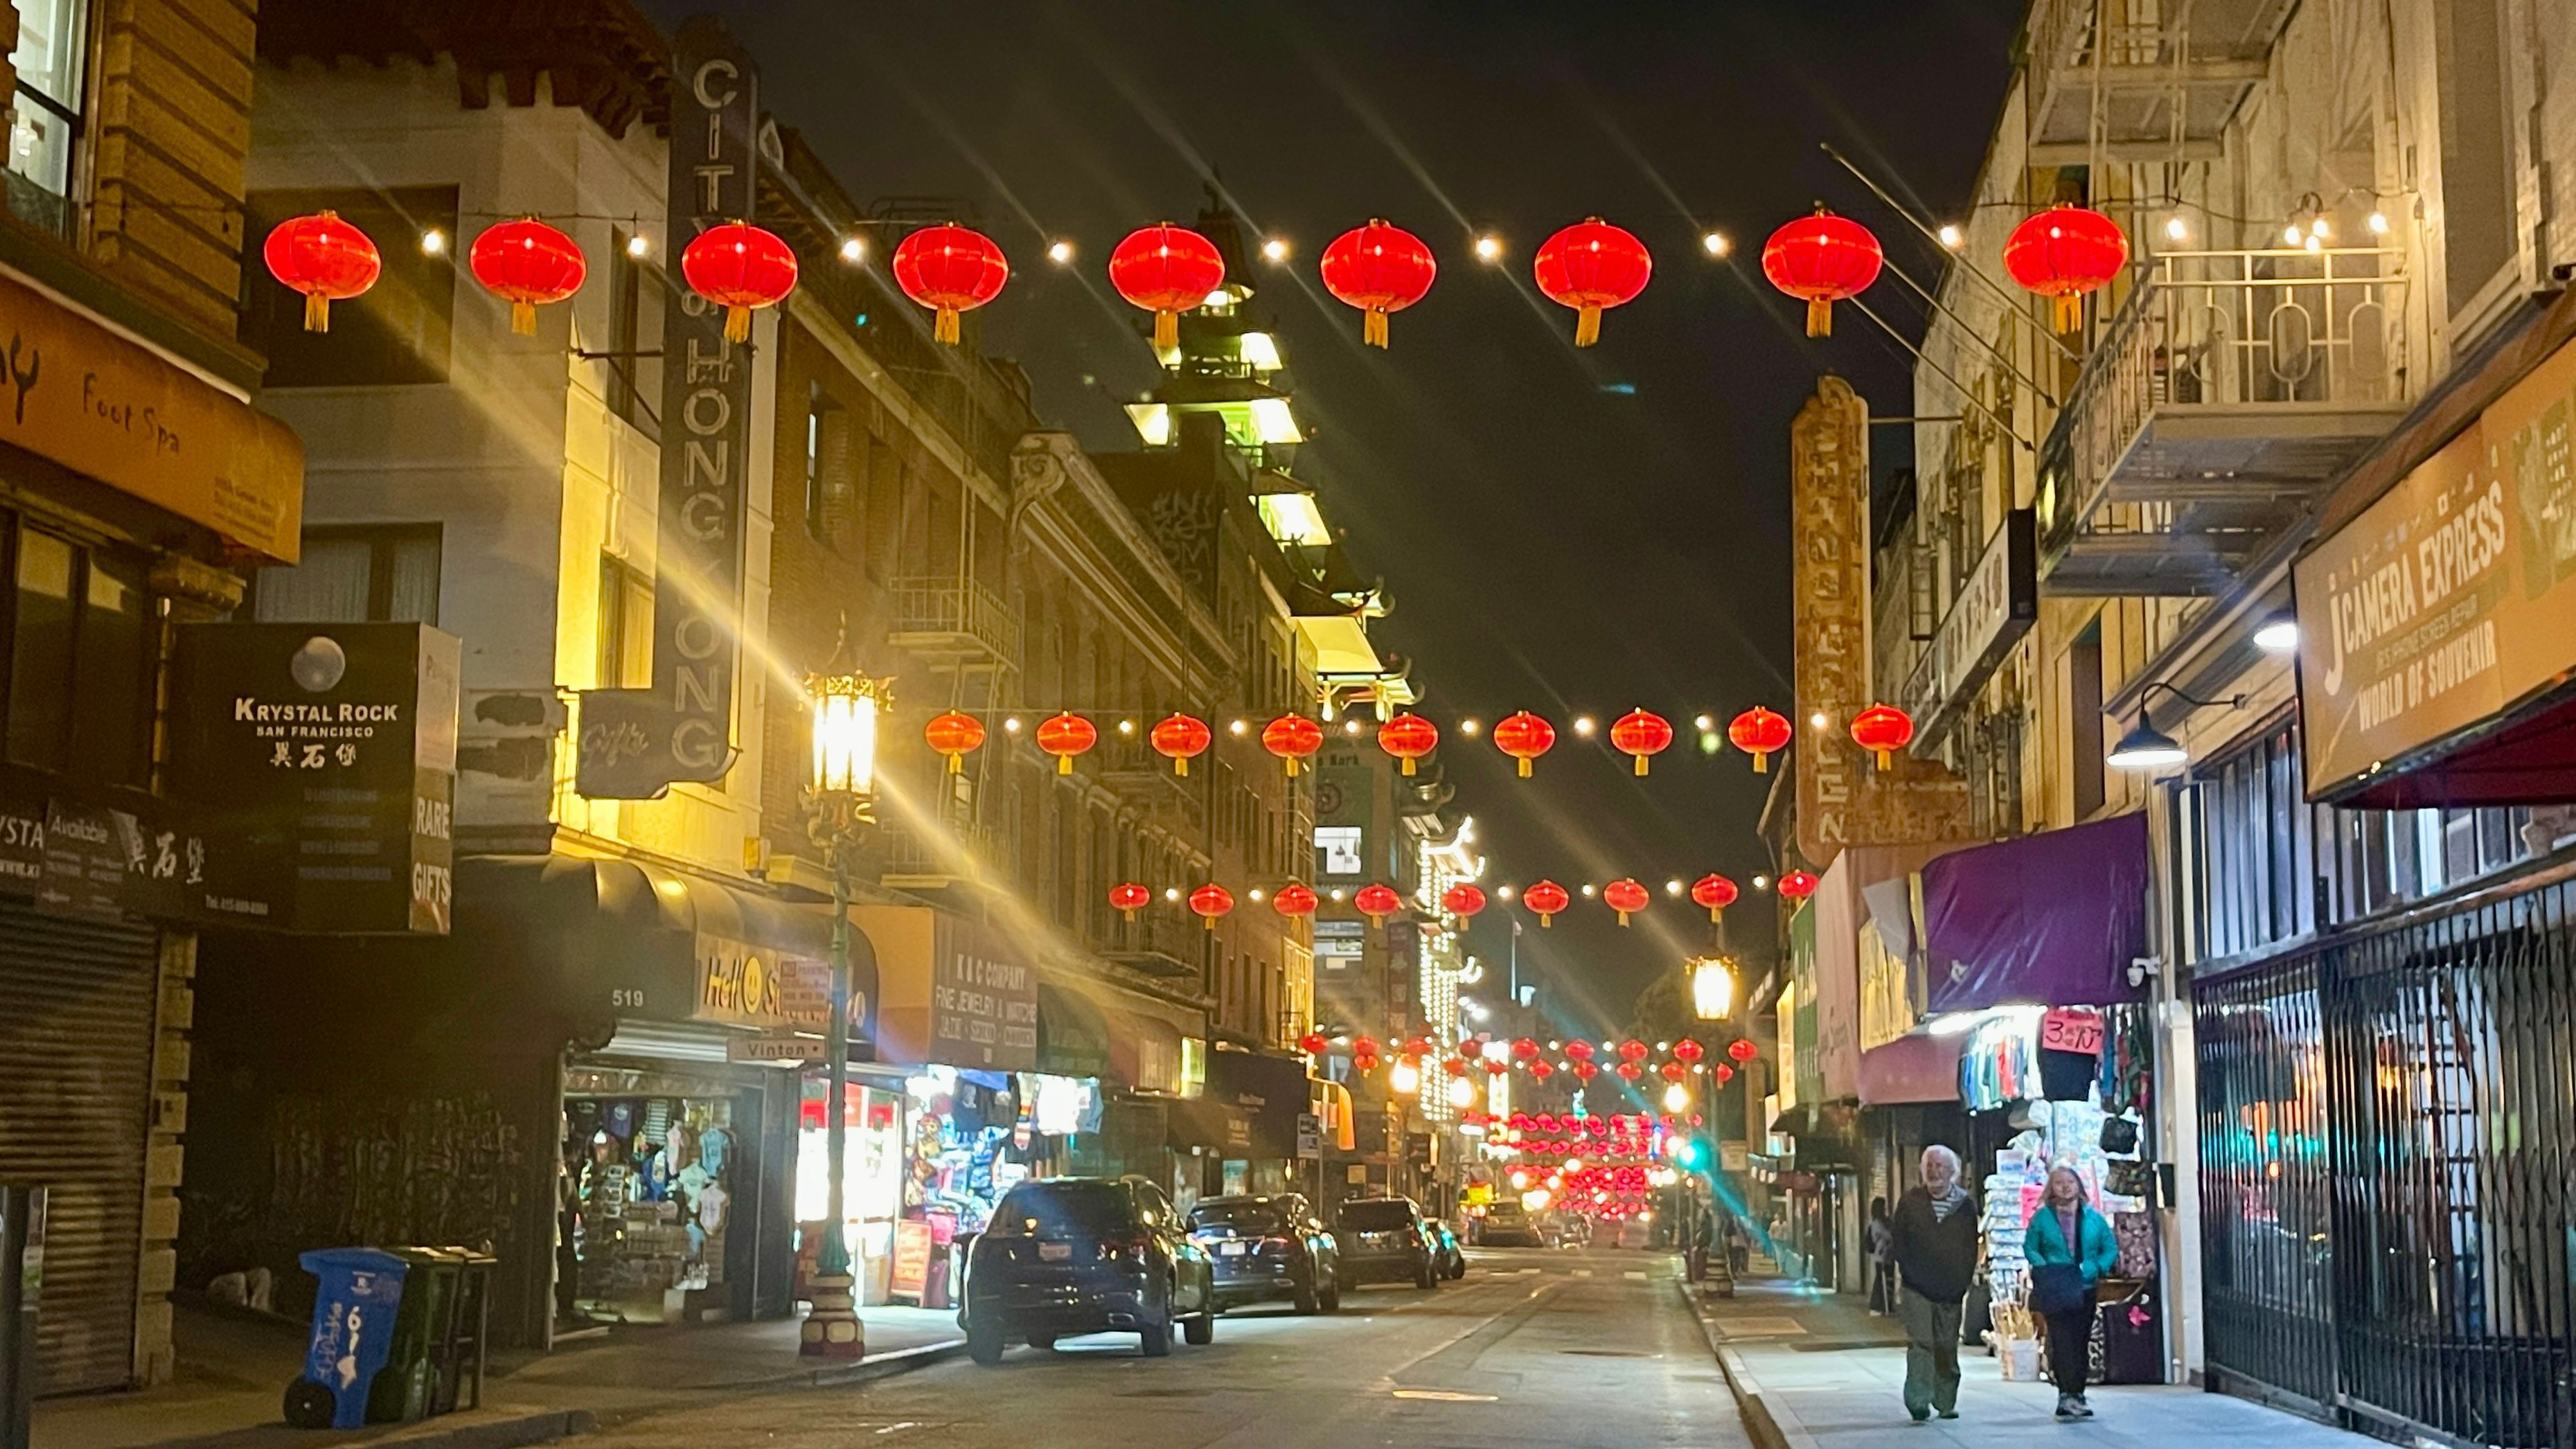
{"left": 2025, "top": 1165, "right": 2119, "bottom": 1419}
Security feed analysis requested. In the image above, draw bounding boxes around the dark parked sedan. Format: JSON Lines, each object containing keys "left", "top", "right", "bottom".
{"left": 1188, "top": 1193, "right": 1341, "bottom": 1313}
{"left": 958, "top": 1177, "right": 1216, "bottom": 1362}
{"left": 1333, "top": 1197, "right": 1440, "bottom": 1290}
{"left": 1480, "top": 1202, "right": 1544, "bottom": 1248}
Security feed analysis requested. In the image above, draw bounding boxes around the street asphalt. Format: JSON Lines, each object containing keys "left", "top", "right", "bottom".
{"left": 573, "top": 1245, "right": 1752, "bottom": 1447}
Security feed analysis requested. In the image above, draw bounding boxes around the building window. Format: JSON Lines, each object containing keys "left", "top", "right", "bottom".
{"left": 249, "top": 526, "right": 441, "bottom": 625}
{"left": 2070, "top": 623, "right": 2104, "bottom": 819}
{"left": 245, "top": 186, "right": 459, "bottom": 386}
{"left": 2, "top": 516, "right": 152, "bottom": 785}
{"left": 2435, "top": 0, "right": 2516, "bottom": 317}
{"left": 6, "top": 0, "right": 87, "bottom": 237}
{"left": 2179, "top": 721, "right": 2534, "bottom": 963}
{"left": 596, "top": 555, "right": 652, "bottom": 688}
{"left": 805, "top": 384, "right": 837, "bottom": 542}
{"left": 605, "top": 227, "right": 660, "bottom": 439}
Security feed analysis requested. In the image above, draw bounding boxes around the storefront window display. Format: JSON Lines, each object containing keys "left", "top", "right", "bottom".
{"left": 562, "top": 1091, "right": 741, "bottom": 1325}
{"left": 794, "top": 1080, "right": 908, "bottom": 1304}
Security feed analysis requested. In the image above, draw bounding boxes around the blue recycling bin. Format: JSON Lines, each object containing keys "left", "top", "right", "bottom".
{"left": 286, "top": 1248, "right": 410, "bottom": 1430}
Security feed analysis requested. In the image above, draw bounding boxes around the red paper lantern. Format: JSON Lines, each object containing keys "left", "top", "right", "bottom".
{"left": 1298, "top": 1031, "right": 1329, "bottom": 1056}
{"left": 263, "top": 211, "right": 381, "bottom": 332}
{"left": 682, "top": 222, "right": 798, "bottom": 342}
{"left": 923, "top": 711, "right": 986, "bottom": 774}
{"left": 1352, "top": 1034, "right": 1380, "bottom": 1062}
{"left": 1403, "top": 1037, "right": 1434, "bottom": 1060}
{"left": 891, "top": 222, "right": 1009, "bottom": 345}
{"left": 1484, "top": 1058, "right": 1509, "bottom": 1077}
{"left": 1609, "top": 709, "right": 1673, "bottom": 776}
{"left": 1150, "top": 713, "right": 1212, "bottom": 775}
{"left": 1490, "top": 710, "right": 1556, "bottom": 778}
{"left": 1109, "top": 881, "right": 1152, "bottom": 921}
{"left": 1691, "top": 873, "right": 1739, "bottom": 923}
{"left": 1108, "top": 222, "right": 1226, "bottom": 350}
{"left": 1617, "top": 1061, "right": 1644, "bottom": 1083}
{"left": 1523, "top": 880, "right": 1571, "bottom": 927}
{"left": 1761, "top": 207, "right": 1883, "bottom": 337}
{"left": 1035, "top": 712, "right": 1096, "bottom": 774}
{"left": 1673, "top": 1038, "right": 1706, "bottom": 1065}
{"left": 1272, "top": 882, "right": 1319, "bottom": 918}
{"left": 1529, "top": 1060, "right": 1556, "bottom": 1081}
{"left": 1354, "top": 883, "right": 1402, "bottom": 926}
{"left": 1319, "top": 218, "right": 1436, "bottom": 348}
{"left": 1777, "top": 868, "right": 1821, "bottom": 905}
{"left": 1532, "top": 217, "right": 1651, "bottom": 346}
{"left": 1261, "top": 714, "right": 1325, "bottom": 776}
{"left": 1714, "top": 1063, "right": 1734, "bottom": 1084}
{"left": 1727, "top": 1038, "right": 1759, "bottom": 1064}
{"left": 1442, "top": 1056, "right": 1471, "bottom": 1078}
{"left": 1618, "top": 1038, "right": 1650, "bottom": 1062}
{"left": 1441, "top": 883, "right": 1487, "bottom": 920}
{"left": 2004, "top": 204, "right": 2129, "bottom": 332}
{"left": 1511, "top": 1037, "right": 1541, "bottom": 1061}
{"left": 1189, "top": 882, "right": 1235, "bottom": 930}
{"left": 1848, "top": 703, "right": 1916, "bottom": 770}
{"left": 1603, "top": 878, "right": 1649, "bottom": 926}
{"left": 1661, "top": 1061, "right": 1689, "bottom": 1083}
{"left": 1376, "top": 713, "right": 1439, "bottom": 776}
{"left": 1727, "top": 706, "right": 1793, "bottom": 773}
{"left": 1564, "top": 1040, "right": 1596, "bottom": 1062}
{"left": 1572, "top": 1060, "right": 1599, "bottom": 1082}
{"left": 469, "top": 217, "right": 585, "bottom": 336}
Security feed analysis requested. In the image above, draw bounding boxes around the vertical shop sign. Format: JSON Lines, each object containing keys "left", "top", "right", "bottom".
{"left": 170, "top": 622, "right": 460, "bottom": 934}
{"left": 578, "top": 15, "right": 759, "bottom": 797}
{"left": 1791, "top": 378, "right": 1970, "bottom": 869}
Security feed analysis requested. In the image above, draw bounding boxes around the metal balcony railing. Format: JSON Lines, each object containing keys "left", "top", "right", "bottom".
{"left": 878, "top": 819, "right": 1004, "bottom": 884}
{"left": 887, "top": 576, "right": 1020, "bottom": 666}
{"left": 2022, "top": 0, "right": 2293, "bottom": 160}
{"left": 2039, "top": 246, "right": 2411, "bottom": 594}
{"left": 1101, "top": 913, "right": 1205, "bottom": 977}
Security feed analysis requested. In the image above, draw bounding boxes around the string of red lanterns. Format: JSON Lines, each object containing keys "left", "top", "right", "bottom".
{"left": 260, "top": 204, "right": 2127, "bottom": 353}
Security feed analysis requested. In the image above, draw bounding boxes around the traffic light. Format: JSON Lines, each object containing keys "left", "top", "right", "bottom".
{"left": 1673, "top": 1136, "right": 1707, "bottom": 1171}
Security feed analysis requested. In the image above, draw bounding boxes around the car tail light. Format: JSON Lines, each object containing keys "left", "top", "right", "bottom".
{"left": 1262, "top": 1236, "right": 1293, "bottom": 1251}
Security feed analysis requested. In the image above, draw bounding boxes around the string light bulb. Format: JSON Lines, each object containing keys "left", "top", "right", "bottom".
{"left": 419, "top": 228, "right": 447, "bottom": 256}
{"left": 1047, "top": 240, "right": 1076, "bottom": 265}
{"left": 2367, "top": 211, "right": 2391, "bottom": 235}
{"left": 1935, "top": 224, "right": 1962, "bottom": 249}
{"left": 839, "top": 235, "right": 866, "bottom": 263}
{"left": 1701, "top": 231, "right": 1730, "bottom": 257}
{"left": 2165, "top": 215, "right": 2189, "bottom": 242}
{"left": 625, "top": 233, "right": 651, "bottom": 258}
{"left": 1473, "top": 235, "right": 1504, "bottom": 262}
{"left": 1261, "top": 237, "right": 1290, "bottom": 263}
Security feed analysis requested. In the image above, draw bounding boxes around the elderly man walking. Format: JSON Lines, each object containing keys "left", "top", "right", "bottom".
{"left": 1888, "top": 1145, "right": 1978, "bottom": 1421}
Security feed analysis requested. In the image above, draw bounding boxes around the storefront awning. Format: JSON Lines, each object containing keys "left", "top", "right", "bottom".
{"left": 1919, "top": 812, "right": 2148, "bottom": 1013}
{"left": 847, "top": 905, "right": 1038, "bottom": 1072}
{"left": 1858, "top": 1031, "right": 1966, "bottom": 1106}
{"left": 1035, "top": 981, "right": 1112, "bottom": 1080}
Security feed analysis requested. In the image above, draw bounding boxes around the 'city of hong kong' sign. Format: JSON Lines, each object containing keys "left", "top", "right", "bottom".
{"left": 576, "top": 15, "right": 762, "bottom": 798}
{"left": 170, "top": 623, "right": 460, "bottom": 934}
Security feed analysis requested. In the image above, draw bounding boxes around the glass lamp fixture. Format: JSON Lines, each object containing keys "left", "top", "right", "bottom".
{"left": 808, "top": 671, "right": 887, "bottom": 798}
{"left": 1690, "top": 957, "right": 1737, "bottom": 1021}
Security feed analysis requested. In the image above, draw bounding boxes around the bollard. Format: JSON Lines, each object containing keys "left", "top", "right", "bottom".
{"left": 0, "top": 1186, "right": 46, "bottom": 1449}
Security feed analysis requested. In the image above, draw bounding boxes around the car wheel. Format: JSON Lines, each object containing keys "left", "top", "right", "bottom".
{"left": 1027, "top": 1331, "right": 1057, "bottom": 1351}
{"left": 1139, "top": 1318, "right": 1172, "bottom": 1356}
{"left": 1320, "top": 1279, "right": 1342, "bottom": 1313}
{"left": 1414, "top": 1261, "right": 1437, "bottom": 1290}
{"left": 966, "top": 1316, "right": 1006, "bottom": 1366}
{"left": 1293, "top": 1277, "right": 1320, "bottom": 1315}
{"left": 1183, "top": 1310, "right": 1215, "bottom": 1345}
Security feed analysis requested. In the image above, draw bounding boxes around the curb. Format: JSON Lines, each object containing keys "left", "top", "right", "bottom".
{"left": 1678, "top": 1282, "right": 1819, "bottom": 1449}
{"left": 809, "top": 1338, "right": 968, "bottom": 1387}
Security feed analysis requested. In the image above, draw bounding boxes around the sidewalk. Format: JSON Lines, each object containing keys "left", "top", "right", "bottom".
{"left": 1683, "top": 1276, "right": 2361, "bottom": 1449}
{"left": 35, "top": 1301, "right": 963, "bottom": 1449}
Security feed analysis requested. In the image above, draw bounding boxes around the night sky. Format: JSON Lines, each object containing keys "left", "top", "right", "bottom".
{"left": 645, "top": 0, "right": 2025, "bottom": 1031}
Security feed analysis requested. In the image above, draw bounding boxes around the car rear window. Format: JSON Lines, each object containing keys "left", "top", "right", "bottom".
{"left": 1340, "top": 1201, "right": 1415, "bottom": 1230}
{"left": 1190, "top": 1202, "right": 1285, "bottom": 1233}
{"left": 1488, "top": 1204, "right": 1527, "bottom": 1221}
{"left": 988, "top": 1182, "right": 1132, "bottom": 1237}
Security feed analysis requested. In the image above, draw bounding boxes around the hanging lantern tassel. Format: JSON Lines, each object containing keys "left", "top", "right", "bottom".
{"left": 1750, "top": 750, "right": 1770, "bottom": 774}
{"left": 1365, "top": 309, "right": 1389, "bottom": 348}
{"left": 306, "top": 293, "right": 332, "bottom": 332}
{"left": 947, "top": 752, "right": 965, "bottom": 776}
{"left": 722, "top": 304, "right": 752, "bottom": 344}
{"left": 1806, "top": 298, "right": 1831, "bottom": 338}
{"left": 1615, "top": 906, "right": 1631, "bottom": 927}
{"left": 2054, "top": 293, "right": 2081, "bottom": 334}
{"left": 1873, "top": 745, "right": 1894, "bottom": 770}
{"left": 935, "top": 304, "right": 961, "bottom": 346}
{"left": 1154, "top": 308, "right": 1180, "bottom": 351}
{"left": 1574, "top": 304, "right": 1602, "bottom": 348}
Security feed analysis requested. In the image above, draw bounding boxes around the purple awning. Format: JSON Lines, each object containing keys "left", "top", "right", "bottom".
{"left": 1920, "top": 812, "right": 2149, "bottom": 1013}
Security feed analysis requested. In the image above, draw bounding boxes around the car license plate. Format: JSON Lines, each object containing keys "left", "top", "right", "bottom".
{"left": 1038, "top": 1242, "right": 1072, "bottom": 1261}
{"left": 1220, "top": 1241, "right": 1247, "bottom": 1256}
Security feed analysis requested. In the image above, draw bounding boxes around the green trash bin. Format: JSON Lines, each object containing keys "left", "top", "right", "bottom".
{"left": 364, "top": 1248, "right": 463, "bottom": 1424}
{"left": 428, "top": 1247, "right": 495, "bottom": 1415}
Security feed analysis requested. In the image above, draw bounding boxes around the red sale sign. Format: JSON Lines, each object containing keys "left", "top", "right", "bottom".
{"left": 2040, "top": 1008, "right": 2104, "bottom": 1056}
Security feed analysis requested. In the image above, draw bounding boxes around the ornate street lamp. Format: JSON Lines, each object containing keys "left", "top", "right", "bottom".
{"left": 801, "top": 667, "right": 887, "bottom": 1360}
{"left": 1689, "top": 956, "right": 1738, "bottom": 1022}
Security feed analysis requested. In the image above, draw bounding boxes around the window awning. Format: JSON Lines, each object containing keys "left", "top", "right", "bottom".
{"left": 1919, "top": 812, "right": 2149, "bottom": 1013}
{"left": 1035, "top": 981, "right": 1112, "bottom": 1080}
{"left": 1293, "top": 614, "right": 1382, "bottom": 677}
{"left": 1858, "top": 1031, "right": 1965, "bottom": 1106}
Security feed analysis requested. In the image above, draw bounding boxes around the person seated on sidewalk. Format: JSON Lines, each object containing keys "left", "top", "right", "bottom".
{"left": 1889, "top": 1145, "right": 1978, "bottom": 1423}
{"left": 2025, "top": 1164, "right": 2120, "bottom": 1422}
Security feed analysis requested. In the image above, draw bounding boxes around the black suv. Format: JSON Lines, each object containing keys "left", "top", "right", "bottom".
{"left": 958, "top": 1177, "right": 1217, "bottom": 1362}
{"left": 1187, "top": 1193, "right": 1342, "bottom": 1314}
{"left": 1333, "top": 1196, "right": 1441, "bottom": 1290}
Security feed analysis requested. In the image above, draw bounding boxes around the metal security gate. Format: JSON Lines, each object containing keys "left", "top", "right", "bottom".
{"left": 0, "top": 903, "right": 159, "bottom": 1394}
{"left": 2196, "top": 866, "right": 2576, "bottom": 1447}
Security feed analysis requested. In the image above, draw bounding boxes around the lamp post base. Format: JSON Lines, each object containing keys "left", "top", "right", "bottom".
{"left": 799, "top": 1274, "right": 865, "bottom": 1359}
